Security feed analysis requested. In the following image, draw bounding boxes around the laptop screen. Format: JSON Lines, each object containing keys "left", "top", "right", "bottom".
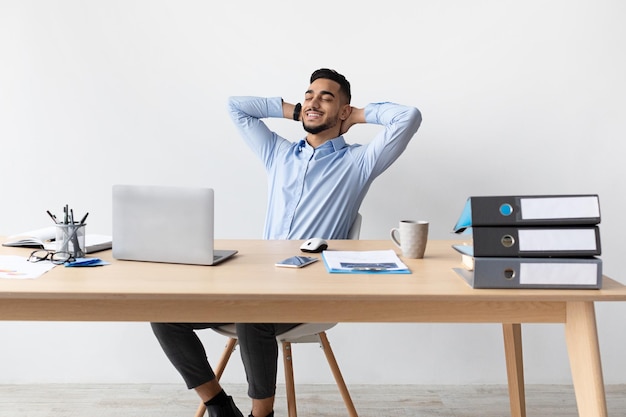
{"left": 112, "top": 184, "right": 221, "bottom": 265}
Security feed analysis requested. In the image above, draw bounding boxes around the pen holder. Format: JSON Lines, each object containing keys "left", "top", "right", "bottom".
{"left": 55, "top": 223, "right": 86, "bottom": 258}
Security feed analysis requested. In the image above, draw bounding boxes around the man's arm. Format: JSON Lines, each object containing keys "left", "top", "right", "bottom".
{"left": 355, "top": 102, "right": 422, "bottom": 179}
{"left": 228, "top": 96, "right": 290, "bottom": 168}
{"left": 281, "top": 101, "right": 299, "bottom": 120}
{"left": 339, "top": 107, "right": 365, "bottom": 135}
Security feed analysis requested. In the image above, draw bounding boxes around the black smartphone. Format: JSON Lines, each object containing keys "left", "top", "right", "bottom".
{"left": 275, "top": 256, "right": 319, "bottom": 268}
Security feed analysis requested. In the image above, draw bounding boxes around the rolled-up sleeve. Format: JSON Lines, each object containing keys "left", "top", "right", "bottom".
{"left": 360, "top": 102, "right": 422, "bottom": 178}
{"left": 228, "top": 96, "right": 288, "bottom": 168}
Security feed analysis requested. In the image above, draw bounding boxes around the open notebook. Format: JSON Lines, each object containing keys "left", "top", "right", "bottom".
{"left": 3, "top": 227, "right": 112, "bottom": 254}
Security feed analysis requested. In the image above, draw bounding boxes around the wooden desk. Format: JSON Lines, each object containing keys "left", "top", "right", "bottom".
{"left": 2, "top": 239, "right": 625, "bottom": 417}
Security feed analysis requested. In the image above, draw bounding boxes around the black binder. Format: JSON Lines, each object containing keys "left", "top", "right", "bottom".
{"left": 467, "top": 226, "right": 601, "bottom": 257}
{"left": 453, "top": 194, "right": 601, "bottom": 233}
{"left": 453, "top": 256, "right": 603, "bottom": 289}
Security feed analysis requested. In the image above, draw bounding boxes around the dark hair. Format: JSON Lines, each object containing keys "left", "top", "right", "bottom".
{"left": 310, "top": 68, "right": 351, "bottom": 103}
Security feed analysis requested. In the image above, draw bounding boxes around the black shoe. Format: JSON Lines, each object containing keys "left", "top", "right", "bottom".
{"left": 206, "top": 395, "right": 244, "bottom": 417}
{"left": 248, "top": 412, "right": 274, "bottom": 417}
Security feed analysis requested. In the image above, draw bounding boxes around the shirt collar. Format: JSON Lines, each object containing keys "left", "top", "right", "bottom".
{"left": 296, "top": 136, "right": 348, "bottom": 157}
{"left": 327, "top": 136, "right": 348, "bottom": 151}
{"left": 306, "top": 136, "right": 347, "bottom": 151}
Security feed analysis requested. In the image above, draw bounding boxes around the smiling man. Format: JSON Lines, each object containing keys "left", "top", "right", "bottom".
{"left": 229, "top": 68, "right": 421, "bottom": 242}
{"left": 150, "top": 69, "right": 422, "bottom": 417}
{"left": 299, "top": 71, "right": 354, "bottom": 144}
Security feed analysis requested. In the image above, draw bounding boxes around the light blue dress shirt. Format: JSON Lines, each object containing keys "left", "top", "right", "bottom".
{"left": 228, "top": 96, "right": 422, "bottom": 240}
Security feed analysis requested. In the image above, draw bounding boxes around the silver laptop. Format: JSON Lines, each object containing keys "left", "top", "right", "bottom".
{"left": 112, "top": 184, "right": 237, "bottom": 265}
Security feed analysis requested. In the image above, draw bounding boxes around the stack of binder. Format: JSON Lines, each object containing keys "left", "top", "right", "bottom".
{"left": 451, "top": 194, "right": 602, "bottom": 289}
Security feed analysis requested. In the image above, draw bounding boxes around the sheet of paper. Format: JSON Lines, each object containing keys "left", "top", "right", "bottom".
{"left": 0, "top": 255, "right": 56, "bottom": 279}
{"left": 322, "top": 250, "right": 410, "bottom": 274}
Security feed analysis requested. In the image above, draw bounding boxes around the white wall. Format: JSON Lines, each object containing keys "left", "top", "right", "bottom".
{"left": 1, "top": 0, "right": 625, "bottom": 386}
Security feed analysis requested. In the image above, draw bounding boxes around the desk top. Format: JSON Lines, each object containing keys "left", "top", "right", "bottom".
{"left": 1, "top": 239, "right": 626, "bottom": 322}
{"left": 1, "top": 238, "right": 625, "bottom": 300}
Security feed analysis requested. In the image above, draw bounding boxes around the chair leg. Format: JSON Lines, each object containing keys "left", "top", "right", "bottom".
{"left": 318, "top": 332, "right": 359, "bottom": 417}
{"left": 216, "top": 338, "right": 239, "bottom": 380}
{"left": 282, "top": 341, "right": 298, "bottom": 417}
{"left": 195, "top": 338, "right": 239, "bottom": 417}
{"left": 194, "top": 401, "right": 207, "bottom": 417}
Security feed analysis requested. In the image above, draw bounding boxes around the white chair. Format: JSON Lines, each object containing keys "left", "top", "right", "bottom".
{"left": 347, "top": 212, "right": 362, "bottom": 240}
{"left": 194, "top": 214, "right": 362, "bottom": 417}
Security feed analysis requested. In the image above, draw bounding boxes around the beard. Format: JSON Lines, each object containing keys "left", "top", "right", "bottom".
{"left": 302, "top": 115, "right": 339, "bottom": 135}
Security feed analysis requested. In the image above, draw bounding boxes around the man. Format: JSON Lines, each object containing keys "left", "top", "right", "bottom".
{"left": 151, "top": 68, "right": 421, "bottom": 417}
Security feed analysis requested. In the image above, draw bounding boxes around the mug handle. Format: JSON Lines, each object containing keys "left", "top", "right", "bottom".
{"left": 390, "top": 228, "right": 402, "bottom": 248}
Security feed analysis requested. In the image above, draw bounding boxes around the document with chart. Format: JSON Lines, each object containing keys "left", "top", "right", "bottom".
{"left": 322, "top": 250, "right": 410, "bottom": 274}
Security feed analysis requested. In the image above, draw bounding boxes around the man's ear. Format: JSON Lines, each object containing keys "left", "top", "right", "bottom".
{"left": 340, "top": 104, "right": 352, "bottom": 120}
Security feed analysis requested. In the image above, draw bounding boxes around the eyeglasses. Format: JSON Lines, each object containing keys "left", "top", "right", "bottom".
{"left": 28, "top": 250, "right": 75, "bottom": 265}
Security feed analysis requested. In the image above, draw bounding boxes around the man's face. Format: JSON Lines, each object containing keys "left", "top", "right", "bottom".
{"left": 302, "top": 78, "right": 347, "bottom": 135}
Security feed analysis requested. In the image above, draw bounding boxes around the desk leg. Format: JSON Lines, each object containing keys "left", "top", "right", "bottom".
{"left": 565, "top": 301, "right": 607, "bottom": 417}
{"left": 503, "top": 323, "right": 526, "bottom": 417}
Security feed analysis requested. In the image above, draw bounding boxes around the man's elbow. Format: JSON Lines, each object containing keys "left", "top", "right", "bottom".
{"left": 407, "top": 106, "right": 422, "bottom": 133}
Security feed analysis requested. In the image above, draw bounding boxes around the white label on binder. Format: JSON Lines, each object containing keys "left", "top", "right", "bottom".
{"left": 518, "top": 229, "right": 597, "bottom": 251}
{"left": 520, "top": 263, "right": 598, "bottom": 285}
{"left": 520, "top": 196, "right": 599, "bottom": 220}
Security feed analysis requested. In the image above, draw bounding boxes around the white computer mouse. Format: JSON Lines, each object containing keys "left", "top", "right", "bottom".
{"left": 300, "top": 237, "right": 328, "bottom": 253}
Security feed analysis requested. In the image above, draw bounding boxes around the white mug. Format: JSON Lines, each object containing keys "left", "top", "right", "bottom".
{"left": 390, "top": 220, "right": 429, "bottom": 259}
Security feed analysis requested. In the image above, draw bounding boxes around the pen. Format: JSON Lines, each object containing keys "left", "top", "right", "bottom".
{"left": 46, "top": 210, "right": 58, "bottom": 224}
{"left": 79, "top": 212, "right": 89, "bottom": 225}
{"left": 350, "top": 267, "right": 388, "bottom": 271}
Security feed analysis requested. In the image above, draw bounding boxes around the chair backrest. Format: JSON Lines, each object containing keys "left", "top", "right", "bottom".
{"left": 347, "top": 213, "right": 362, "bottom": 240}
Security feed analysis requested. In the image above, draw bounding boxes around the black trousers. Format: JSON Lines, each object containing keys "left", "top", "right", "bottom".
{"left": 150, "top": 322, "right": 298, "bottom": 399}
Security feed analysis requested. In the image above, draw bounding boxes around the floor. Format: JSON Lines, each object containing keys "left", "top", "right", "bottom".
{"left": 1, "top": 384, "right": 626, "bottom": 417}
